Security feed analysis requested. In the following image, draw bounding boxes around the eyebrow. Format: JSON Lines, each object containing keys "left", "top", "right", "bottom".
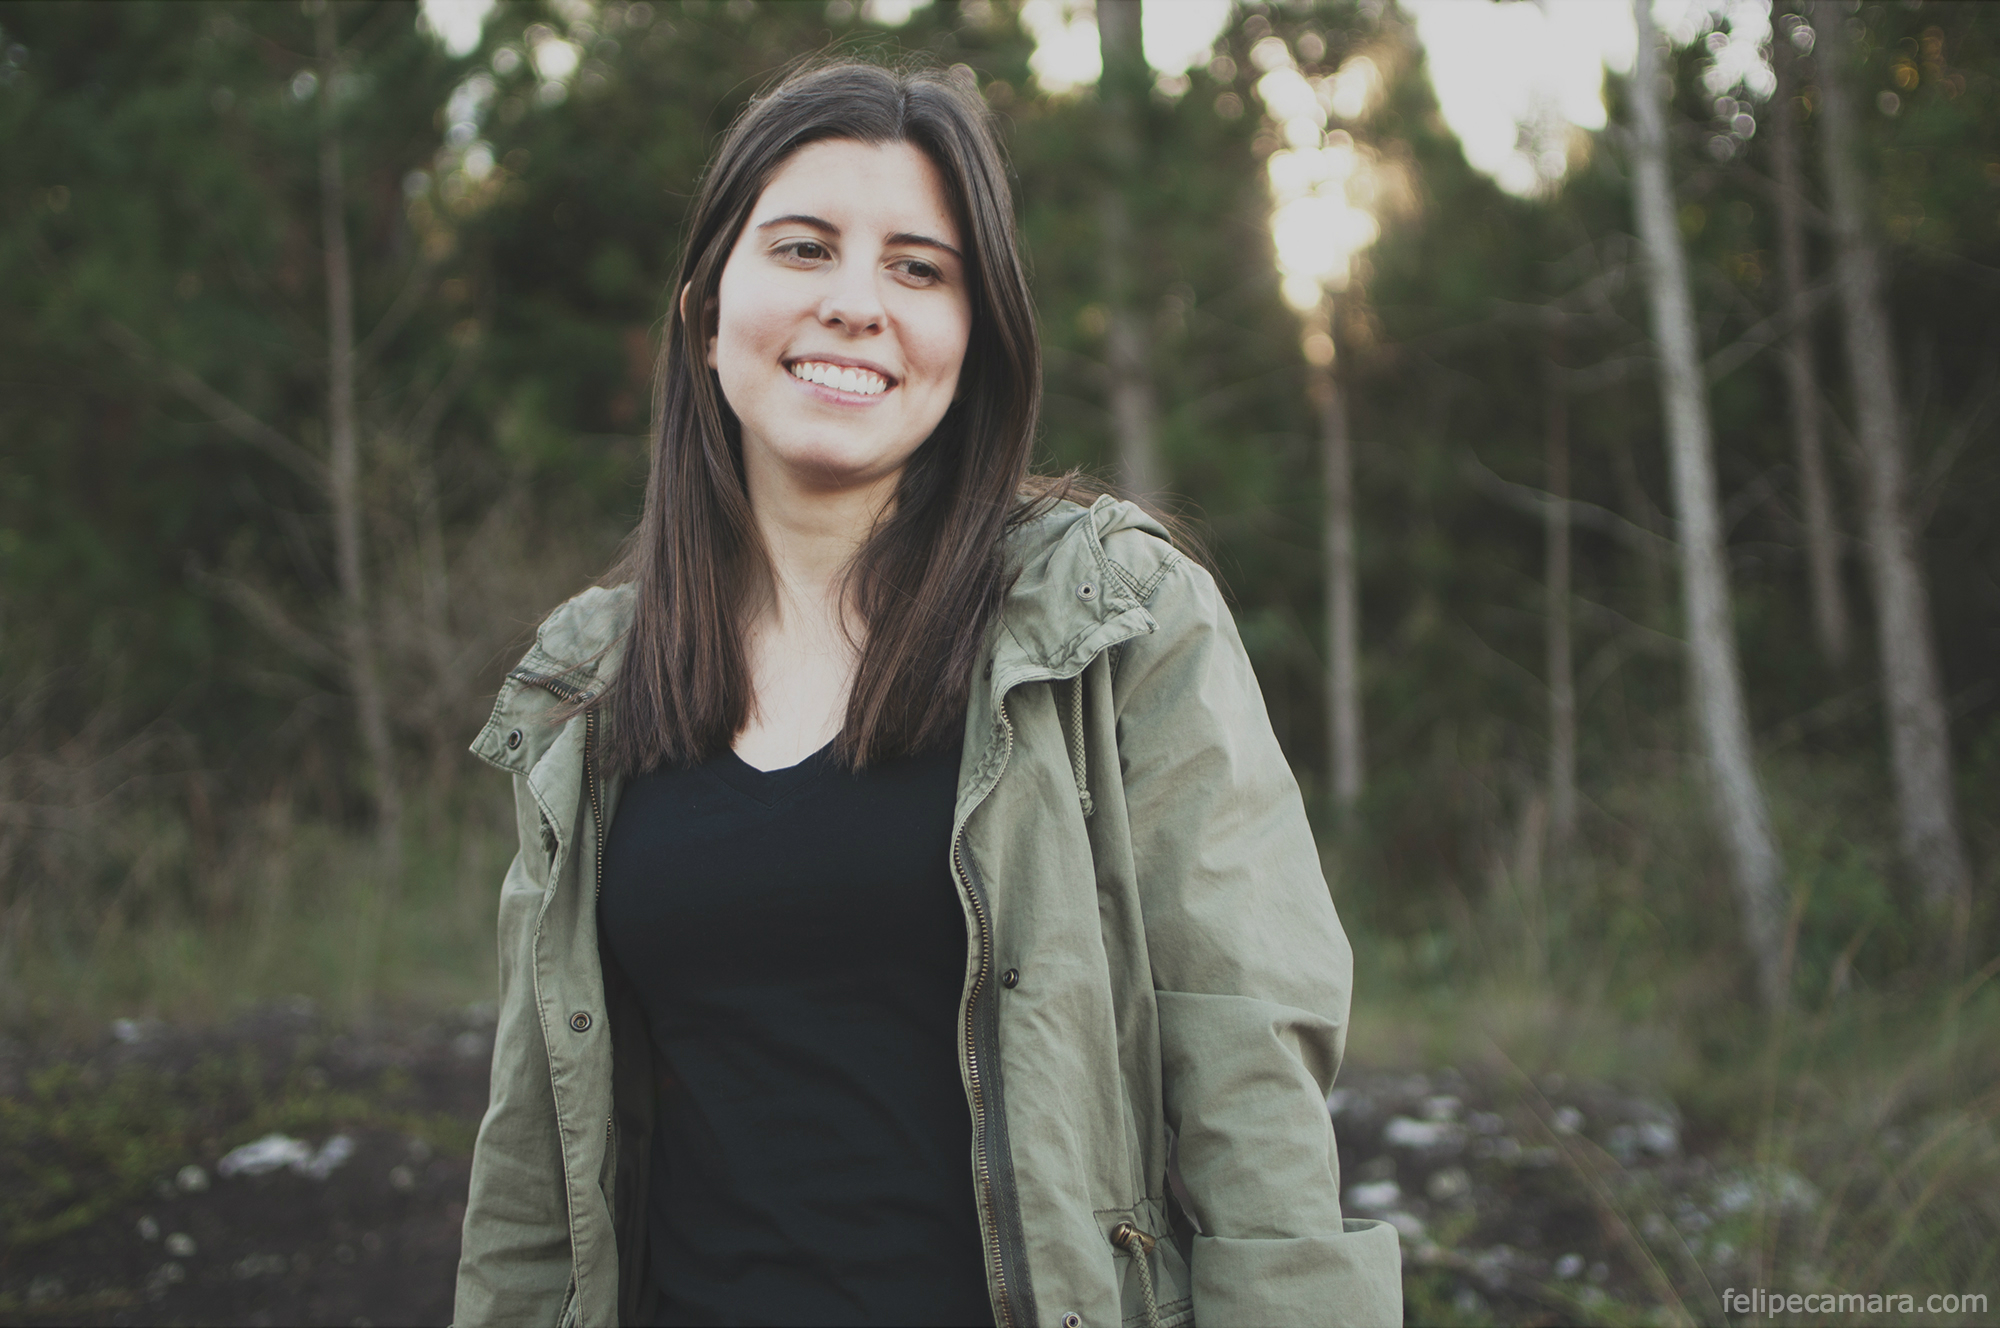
{"left": 755, "top": 213, "right": 963, "bottom": 261}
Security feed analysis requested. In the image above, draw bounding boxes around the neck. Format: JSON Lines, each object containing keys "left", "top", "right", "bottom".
{"left": 743, "top": 456, "right": 900, "bottom": 634}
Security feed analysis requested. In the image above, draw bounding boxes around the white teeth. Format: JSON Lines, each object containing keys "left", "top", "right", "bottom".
{"left": 789, "top": 361, "right": 887, "bottom": 395}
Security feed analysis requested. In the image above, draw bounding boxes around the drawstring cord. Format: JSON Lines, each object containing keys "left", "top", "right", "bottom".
{"left": 1066, "top": 673, "right": 1094, "bottom": 819}
{"left": 1110, "top": 1222, "right": 1163, "bottom": 1328}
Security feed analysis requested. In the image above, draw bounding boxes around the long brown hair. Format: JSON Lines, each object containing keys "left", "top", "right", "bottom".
{"left": 596, "top": 59, "right": 1043, "bottom": 774}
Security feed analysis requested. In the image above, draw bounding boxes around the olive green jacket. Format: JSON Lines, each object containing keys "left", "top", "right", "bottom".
{"left": 453, "top": 496, "right": 1403, "bottom": 1328}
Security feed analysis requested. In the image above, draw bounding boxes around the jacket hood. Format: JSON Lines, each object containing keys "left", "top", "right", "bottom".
{"left": 988, "top": 493, "right": 1173, "bottom": 685}
{"left": 515, "top": 494, "right": 1175, "bottom": 682}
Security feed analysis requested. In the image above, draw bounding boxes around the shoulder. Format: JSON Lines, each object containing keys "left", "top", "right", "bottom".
{"left": 1005, "top": 490, "right": 1193, "bottom": 606}
{"left": 1098, "top": 520, "right": 1191, "bottom": 609}
{"left": 516, "top": 582, "right": 637, "bottom": 678}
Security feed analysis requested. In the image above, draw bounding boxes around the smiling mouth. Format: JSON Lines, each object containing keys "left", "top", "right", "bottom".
{"left": 788, "top": 360, "right": 891, "bottom": 396}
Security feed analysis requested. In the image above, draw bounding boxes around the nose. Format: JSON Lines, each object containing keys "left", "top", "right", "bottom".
{"left": 818, "top": 263, "right": 885, "bottom": 336}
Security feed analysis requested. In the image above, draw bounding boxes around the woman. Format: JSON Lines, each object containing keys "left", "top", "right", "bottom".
{"left": 454, "top": 60, "right": 1401, "bottom": 1328}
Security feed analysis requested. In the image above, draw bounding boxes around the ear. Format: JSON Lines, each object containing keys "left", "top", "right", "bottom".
{"left": 682, "top": 282, "right": 720, "bottom": 371}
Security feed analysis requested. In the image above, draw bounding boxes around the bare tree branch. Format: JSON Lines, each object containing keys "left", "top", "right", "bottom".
{"left": 1465, "top": 453, "right": 1679, "bottom": 560}
{"left": 398, "top": 334, "right": 481, "bottom": 448}
{"left": 1740, "top": 161, "right": 1832, "bottom": 232}
{"left": 1702, "top": 277, "right": 1837, "bottom": 384}
{"left": 1721, "top": 466, "right": 1786, "bottom": 537}
{"left": 1912, "top": 367, "right": 1999, "bottom": 531}
{"left": 1911, "top": 244, "right": 2000, "bottom": 289}
{"left": 186, "top": 560, "right": 341, "bottom": 673}
{"left": 101, "top": 320, "right": 329, "bottom": 490}
{"left": 1558, "top": 354, "right": 1652, "bottom": 394}
{"left": 356, "top": 254, "right": 436, "bottom": 367}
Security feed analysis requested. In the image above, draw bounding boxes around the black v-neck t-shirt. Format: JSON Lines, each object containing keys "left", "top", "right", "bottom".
{"left": 597, "top": 735, "right": 992, "bottom": 1327}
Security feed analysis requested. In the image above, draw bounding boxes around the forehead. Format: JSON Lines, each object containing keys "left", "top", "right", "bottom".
{"left": 752, "top": 139, "right": 960, "bottom": 244}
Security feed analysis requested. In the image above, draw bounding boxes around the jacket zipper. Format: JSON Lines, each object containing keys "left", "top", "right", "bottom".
{"left": 953, "top": 696, "right": 1018, "bottom": 1328}
{"left": 506, "top": 669, "right": 606, "bottom": 900}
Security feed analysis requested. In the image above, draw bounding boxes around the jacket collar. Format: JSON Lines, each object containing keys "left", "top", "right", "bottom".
{"left": 507, "top": 493, "right": 1167, "bottom": 689}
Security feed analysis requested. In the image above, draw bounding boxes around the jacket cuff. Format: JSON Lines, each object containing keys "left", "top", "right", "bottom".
{"left": 1190, "top": 1220, "right": 1403, "bottom": 1327}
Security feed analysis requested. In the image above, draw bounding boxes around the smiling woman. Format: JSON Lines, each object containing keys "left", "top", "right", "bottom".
{"left": 454, "top": 58, "right": 1401, "bottom": 1328}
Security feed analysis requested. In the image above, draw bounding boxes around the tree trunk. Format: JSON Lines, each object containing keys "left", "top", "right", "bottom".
{"left": 318, "top": 7, "right": 400, "bottom": 874}
{"left": 1629, "top": 0, "right": 1788, "bottom": 1010}
{"left": 1771, "top": 9, "right": 1850, "bottom": 668}
{"left": 1097, "top": 0, "right": 1163, "bottom": 498}
{"left": 1811, "top": 1, "right": 1972, "bottom": 955}
{"left": 1545, "top": 350, "right": 1577, "bottom": 855}
{"left": 416, "top": 449, "right": 459, "bottom": 791}
{"left": 1315, "top": 350, "right": 1363, "bottom": 813}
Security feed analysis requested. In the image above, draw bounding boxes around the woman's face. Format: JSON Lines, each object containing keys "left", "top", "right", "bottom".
{"left": 709, "top": 137, "right": 973, "bottom": 501}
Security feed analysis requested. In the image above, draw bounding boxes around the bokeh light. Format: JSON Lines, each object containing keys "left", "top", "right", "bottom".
{"left": 1253, "top": 38, "right": 1388, "bottom": 307}
{"left": 1402, "top": 0, "right": 1775, "bottom": 198}
{"left": 418, "top": 0, "right": 495, "bottom": 59}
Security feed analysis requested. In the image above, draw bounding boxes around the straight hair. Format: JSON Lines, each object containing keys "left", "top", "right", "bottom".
{"left": 594, "top": 59, "right": 1047, "bottom": 774}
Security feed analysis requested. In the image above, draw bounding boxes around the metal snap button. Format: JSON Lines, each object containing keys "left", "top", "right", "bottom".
{"left": 1061, "top": 1313, "right": 1082, "bottom": 1328}
{"left": 569, "top": 1011, "right": 592, "bottom": 1033}
{"left": 1076, "top": 581, "right": 1097, "bottom": 602}
{"left": 506, "top": 729, "right": 523, "bottom": 750}
{"left": 1001, "top": 968, "right": 1019, "bottom": 989}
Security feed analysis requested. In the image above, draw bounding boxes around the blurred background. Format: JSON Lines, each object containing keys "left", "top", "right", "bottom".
{"left": 2, "top": 0, "right": 1996, "bottom": 1323}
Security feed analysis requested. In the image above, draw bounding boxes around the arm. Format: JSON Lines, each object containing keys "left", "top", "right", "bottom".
{"left": 1111, "top": 556, "right": 1402, "bottom": 1328}
{"left": 453, "top": 774, "right": 575, "bottom": 1327}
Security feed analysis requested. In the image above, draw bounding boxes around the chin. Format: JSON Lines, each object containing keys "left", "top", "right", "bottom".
{"left": 777, "top": 443, "right": 912, "bottom": 492}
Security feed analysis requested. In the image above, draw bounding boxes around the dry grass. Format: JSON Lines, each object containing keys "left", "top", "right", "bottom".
{"left": 1, "top": 771, "right": 514, "bottom": 1037}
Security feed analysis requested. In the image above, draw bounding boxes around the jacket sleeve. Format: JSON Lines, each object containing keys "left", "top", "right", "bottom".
{"left": 1110, "top": 555, "right": 1402, "bottom": 1327}
{"left": 453, "top": 773, "right": 576, "bottom": 1327}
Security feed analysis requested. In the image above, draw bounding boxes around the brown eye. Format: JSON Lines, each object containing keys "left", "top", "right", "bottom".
{"left": 781, "top": 239, "right": 830, "bottom": 261}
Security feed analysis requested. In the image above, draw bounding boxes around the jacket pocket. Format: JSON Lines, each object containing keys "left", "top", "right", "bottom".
{"left": 556, "top": 1277, "right": 579, "bottom": 1328}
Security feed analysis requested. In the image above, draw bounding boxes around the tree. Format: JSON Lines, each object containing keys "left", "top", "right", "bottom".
{"left": 1810, "top": 1, "right": 1974, "bottom": 957}
{"left": 317, "top": 3, "right": 399, "bottom": 871}
{"left": 1095, "top": 0, "right": 1164, "bottom": 498}
{"left": 1770, "top": 6, "right": 1850, "bottom": 669}
{"left": 1314, "top": 331, "right": 1363, "bottom": 813}
{"left": 1628, "top": 0, "right": 1789, "bottom": 1009}
{"left": 31, "top": 1, "right": 472, "bottom": 869}
{"left": 1545, "top": 343, "right": 1576, "bottom": 853}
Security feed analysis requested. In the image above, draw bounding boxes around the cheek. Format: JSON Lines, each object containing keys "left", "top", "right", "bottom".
{"left": 710, "top": 266, "right": 792, "bottom": 376}
{"left": 914, "top": 302, "right": 974, "bottom": 391}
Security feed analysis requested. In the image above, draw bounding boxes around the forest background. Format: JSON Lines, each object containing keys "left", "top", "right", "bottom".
{"left": 2, "top": 0, "right": 1997, "bottom": 1320}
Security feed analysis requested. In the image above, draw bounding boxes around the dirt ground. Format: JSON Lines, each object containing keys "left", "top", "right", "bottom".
{"left": 0, "top": 1003, "right": 491, "bottom": 1327}
{"left": 0, "top": 1004, "right": 1749, "bottom": 1326}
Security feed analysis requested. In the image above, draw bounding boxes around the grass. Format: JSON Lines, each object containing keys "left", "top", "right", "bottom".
{"left": 1, "top": 793, "right": 512, "bottom": 1038}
